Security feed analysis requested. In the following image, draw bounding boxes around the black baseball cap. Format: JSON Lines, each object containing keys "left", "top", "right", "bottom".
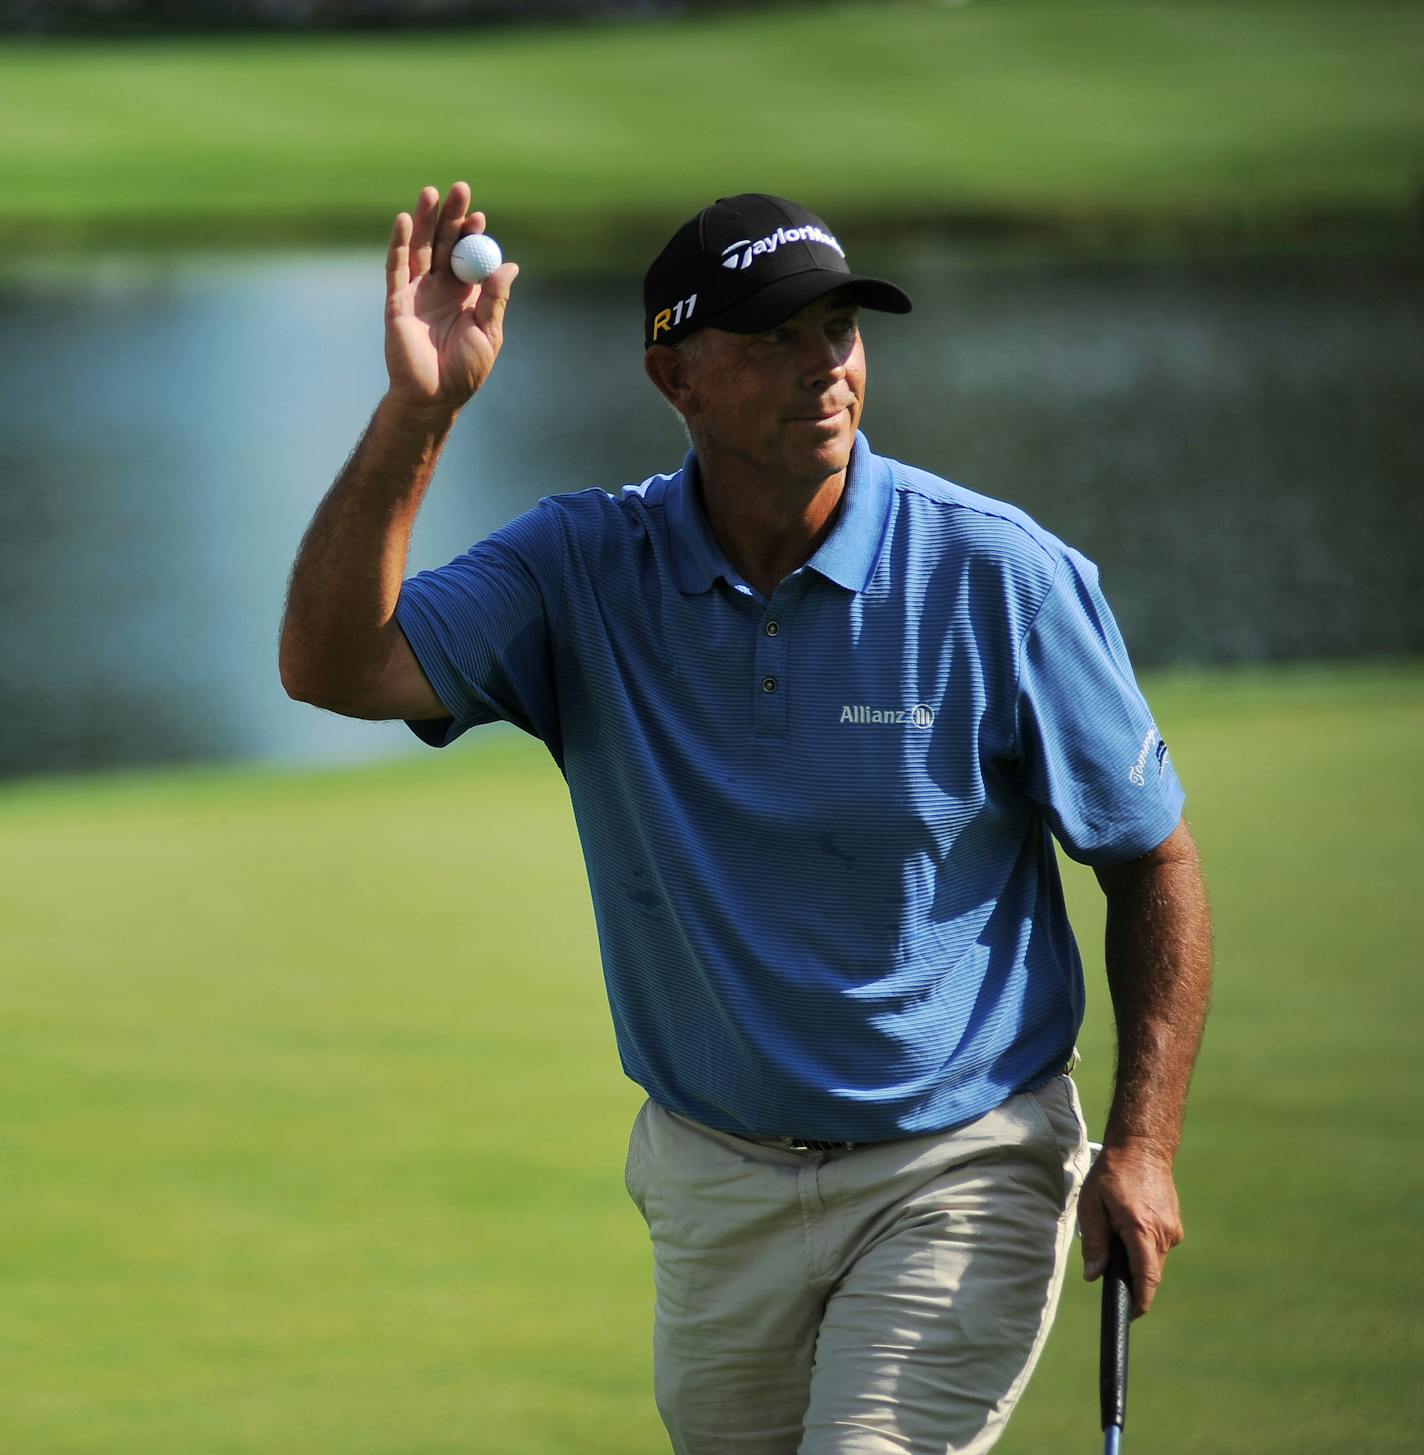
{"left": 643, "top": 193, "right": 912, "bottom": 349}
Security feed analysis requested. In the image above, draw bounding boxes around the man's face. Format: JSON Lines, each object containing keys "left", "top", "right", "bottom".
{"left": 673, "top": 290, "right": 865, "bottom": 486}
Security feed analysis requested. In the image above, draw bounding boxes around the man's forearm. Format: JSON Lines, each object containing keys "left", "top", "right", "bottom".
{"left": 1099, "top": 825, "right": 1214, "bottom": 1160}
{"left": 279, "top": 394, "right": 457, "bottom": 700}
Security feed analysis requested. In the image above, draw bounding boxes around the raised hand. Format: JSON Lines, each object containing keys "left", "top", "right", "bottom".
{"left": 384, "top": 181, "right": 519, "bottom": 413}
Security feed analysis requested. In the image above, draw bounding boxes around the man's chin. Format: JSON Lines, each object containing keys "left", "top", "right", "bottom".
{"left": 799, "top": 428, "right": 855, "bottom": 479}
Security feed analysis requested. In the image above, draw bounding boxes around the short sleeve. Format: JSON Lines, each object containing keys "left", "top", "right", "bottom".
{"left": 394, "top": 500, "right": 565, "bottom": 749}
{"left": 1015, "top": 550, "right": 1185, "bottom": 865}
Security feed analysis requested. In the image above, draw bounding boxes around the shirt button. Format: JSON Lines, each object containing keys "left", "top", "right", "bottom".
{"left": 765, "top": 621, "right": 780, "bottom": 637}
{"left": 761, "top": 676, "right": 778, "bottom": 694}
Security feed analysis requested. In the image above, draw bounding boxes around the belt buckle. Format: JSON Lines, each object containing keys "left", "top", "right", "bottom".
{"left": 782, "top": 1137, "right": 855, "bottom": 1154}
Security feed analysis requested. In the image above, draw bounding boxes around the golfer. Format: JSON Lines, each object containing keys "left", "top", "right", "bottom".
{"left": 280, "top": 184, "right": 1212, "bottom": 1454}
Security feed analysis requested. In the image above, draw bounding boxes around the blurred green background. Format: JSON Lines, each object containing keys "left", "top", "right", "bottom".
{"left": 2, "top": 0, "right": 1421, "bottom": 252}
{"left": 5, "top": 666, "right": 1422, "bottom": 1453}
{"left": 2, "top": 3, "right": 1421, "bottom": 1452}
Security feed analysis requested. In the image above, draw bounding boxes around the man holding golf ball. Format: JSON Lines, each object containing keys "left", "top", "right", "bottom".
{"left": 450, "top": 228, "right": 503, "bottom": 285}
{"left": 281, "top": 182, "right": 1211, "bottom": 1454}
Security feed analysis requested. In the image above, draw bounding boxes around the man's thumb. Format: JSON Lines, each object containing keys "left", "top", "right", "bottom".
{"left": 474, "top": 261, "right": 519, "bottom": 327}
{"left": 1079, "top": 1198, "right": 1109, "bottom": 1281}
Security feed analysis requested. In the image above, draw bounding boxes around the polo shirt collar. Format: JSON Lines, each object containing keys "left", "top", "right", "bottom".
{"left": 663, "top": 448, "right": 729, "bottom": 595}
{"left": 664, "top": 431, "right": 892, "bottom": 596}
{"left": 805, "top": 432, "right": 892, "bottom": 593}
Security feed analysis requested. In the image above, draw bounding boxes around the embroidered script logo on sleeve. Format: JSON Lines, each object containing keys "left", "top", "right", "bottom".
{"left": 1128, "top": 725, "right": 1170, "bottom": 786}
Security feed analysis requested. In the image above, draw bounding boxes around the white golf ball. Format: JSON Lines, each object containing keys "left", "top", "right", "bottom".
{"left": 450, "top": 232, "right": 502, "bottom": 284}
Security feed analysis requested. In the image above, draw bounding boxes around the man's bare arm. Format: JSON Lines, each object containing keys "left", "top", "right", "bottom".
{"left": 1077, "top": 817, "right": 1213, "bottom": 1315}
{"left": 279, "top": 181, "right": 517, "bottom": 719}
{"left": 279, "top": 396, "right": 454, "bottom": 718}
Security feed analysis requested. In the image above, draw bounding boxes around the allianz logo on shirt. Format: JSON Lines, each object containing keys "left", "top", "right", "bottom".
{"left": 840, "top": 703, "right": 936, "bottom": 729}
{"left": 720, "top": 225, "right": 847, "bottom": 271}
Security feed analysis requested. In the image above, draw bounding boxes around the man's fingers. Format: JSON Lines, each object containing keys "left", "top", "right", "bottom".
{"left": 408, "top": 185, "right": 441, "bottom": 280}
{"left": 386, "top": 211, "right": 412, "bottom": 298}
{"left": 1122, "top": 1228, "right": 1163, "bottom": 1316}
{"left": 472, "top": 260, "right": 520, "bottom": 335}
{"left": 432, "top": 182, "right": 472, "bottom": 274}
{"left": 1078, "top": 1184, "right": 1110, "bottom": 1281}
{"left": 1083, "top": 1141, "right": 1185, "bottom": 1311}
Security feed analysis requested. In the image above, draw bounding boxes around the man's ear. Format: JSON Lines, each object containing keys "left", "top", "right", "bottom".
{"left": 644, "top": 344, "right": 700, "bottom": 417}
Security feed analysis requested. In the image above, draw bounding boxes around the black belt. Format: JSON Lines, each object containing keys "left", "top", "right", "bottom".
{"left": 746, "top": 1053, "right": 1081, "bottom": 1158}
{"left": 776, "top": 1136, "right": 857, "bottom": 1154}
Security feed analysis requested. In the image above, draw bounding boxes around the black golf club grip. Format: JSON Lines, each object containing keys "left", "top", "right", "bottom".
{"left": 1099, "top": 1234, "right": 1132, "bottom": 1433}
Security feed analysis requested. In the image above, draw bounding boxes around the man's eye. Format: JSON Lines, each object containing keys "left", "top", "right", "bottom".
{"left": 829, "top": 317, "right": 858, "bottom": 337}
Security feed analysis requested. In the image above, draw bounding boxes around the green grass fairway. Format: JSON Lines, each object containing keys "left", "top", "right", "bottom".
{"left": 1, "top": 1, "right": 1421, "bottom": 253}
{"left": 2, "top": 661, "right": 1421, "bottom": 1453}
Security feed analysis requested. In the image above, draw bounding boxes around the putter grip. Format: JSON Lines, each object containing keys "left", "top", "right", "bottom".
{"left": 1099, "top": 1234, "right": 1131, "bottom": 1432}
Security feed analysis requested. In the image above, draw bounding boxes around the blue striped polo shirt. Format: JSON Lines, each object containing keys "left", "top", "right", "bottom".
{"left": 395, "top": 432, "right": 1185, "bottom": 1141}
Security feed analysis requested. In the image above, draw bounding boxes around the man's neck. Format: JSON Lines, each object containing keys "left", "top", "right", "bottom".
{"left": 694, "top": 446, "right": 848, "bottom": 599}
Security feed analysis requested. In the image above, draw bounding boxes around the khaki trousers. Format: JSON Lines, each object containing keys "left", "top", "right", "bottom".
{"left": 624, "top": 1076, "right": 1090, "bottom": 1455}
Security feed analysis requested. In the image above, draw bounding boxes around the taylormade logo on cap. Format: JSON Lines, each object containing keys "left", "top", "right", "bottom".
{"left": 642, "top": 193, "right": 912, "bottom": 348}
{"left": 719, "top": 225, "right": 847, "bottom": 272}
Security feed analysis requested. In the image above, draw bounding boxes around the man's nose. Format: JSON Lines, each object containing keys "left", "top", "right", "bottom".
{"left": 804, "top": 338, "right": 850, "bottom": 390}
